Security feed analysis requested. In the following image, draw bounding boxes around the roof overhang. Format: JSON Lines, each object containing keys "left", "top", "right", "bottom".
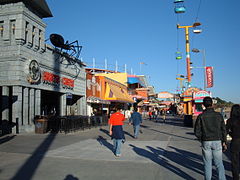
{"left": 0, "top": 0, "right": 53, "bottom": 18}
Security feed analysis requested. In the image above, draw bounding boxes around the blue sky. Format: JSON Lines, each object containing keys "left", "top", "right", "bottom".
{"left": 44, "top": 0, "right": 240, "bottom": 103}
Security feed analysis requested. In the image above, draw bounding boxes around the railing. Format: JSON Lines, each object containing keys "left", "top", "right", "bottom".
{"left": 42, "top": 115, "right": 108, "bottom": 134}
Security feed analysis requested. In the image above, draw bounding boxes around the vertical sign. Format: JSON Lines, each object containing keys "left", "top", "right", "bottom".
{"left": 206, "top": 66, "right": 213, "bottom": 88}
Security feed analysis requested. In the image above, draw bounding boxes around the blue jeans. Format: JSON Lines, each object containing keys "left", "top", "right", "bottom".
{"left": 133, "top": 124, "right": 140, "bottom": 138}
{"left": 113, "top": 139, "right": 122, "bottom": 155}
{"left": 202, "top": 140, "right": 226, "bottom": 180}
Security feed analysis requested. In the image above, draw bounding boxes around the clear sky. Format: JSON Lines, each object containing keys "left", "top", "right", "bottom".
{"left": 44, "top": 0, "right": 240, "bottom": 103}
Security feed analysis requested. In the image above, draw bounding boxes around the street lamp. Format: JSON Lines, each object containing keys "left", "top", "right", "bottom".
{"left": 192, "top": 48, "right": 207, "bottom": 90}
{"left": 176, "top": 74, "right": 187, "bottom": 92}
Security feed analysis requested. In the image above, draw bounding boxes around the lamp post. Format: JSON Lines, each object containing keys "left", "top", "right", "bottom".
{"left": 176, "top": 74, "right": 187, "bottom": 93}
{"left": 177, "top": 22, "right": 201, "bottom": 88}
{"left": 192, "top": 48, "right": 207, "bottom": 90}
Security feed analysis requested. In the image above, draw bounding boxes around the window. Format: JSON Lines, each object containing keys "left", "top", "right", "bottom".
{"left": 10, "top": 20, "right": 16, "bottom": 35}
{"left": 32, "top": 26, "right": 35, "bottom": 44}
{"left": 0, "top": 21, "right": 3, "bottom": 37}
{"left": 25, "top": 21, "right": 29, "bottom": 43}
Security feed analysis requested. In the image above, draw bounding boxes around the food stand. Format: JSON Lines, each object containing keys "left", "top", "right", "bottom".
{"left": 182, "top": 88, "right": 211, "bottom": 127}
{"left": 192, "top": 90, "right": 211, "bottom": 126}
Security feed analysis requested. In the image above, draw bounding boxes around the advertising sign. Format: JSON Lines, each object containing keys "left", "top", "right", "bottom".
{"left": 206, "top": 66, "right": 213, "bottom": 88}
{"left": 193, "top": 90, "right": 211, "bottom": 103}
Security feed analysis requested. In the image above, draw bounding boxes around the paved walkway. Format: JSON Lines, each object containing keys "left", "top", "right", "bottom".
{"left": 0, "top": 116, "right": 233, "bottom": 180}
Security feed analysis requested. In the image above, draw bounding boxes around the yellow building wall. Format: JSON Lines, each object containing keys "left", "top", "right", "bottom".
{"left": 95, "top": 73, "right": 128, "bottom": 86}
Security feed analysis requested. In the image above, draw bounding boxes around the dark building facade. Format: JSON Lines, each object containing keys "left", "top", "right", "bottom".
{"left": 0, "top": 0, "right": 87, "bottom": 134}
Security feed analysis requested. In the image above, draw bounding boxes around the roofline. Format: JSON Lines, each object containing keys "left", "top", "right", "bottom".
{"left": 0, "top": 0, "right": 53, "bottom": 18}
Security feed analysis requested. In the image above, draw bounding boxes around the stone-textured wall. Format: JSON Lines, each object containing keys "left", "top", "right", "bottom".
{"left": 0, "top": 1, "right": 86, "bottom": 97}
{"left": 0, "top": 1, "right": 87, "bottom": 134}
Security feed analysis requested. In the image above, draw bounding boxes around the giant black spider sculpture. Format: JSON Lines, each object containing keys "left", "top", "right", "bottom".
{"left": 50, "top": 33, "right": 82, "bottom": 59}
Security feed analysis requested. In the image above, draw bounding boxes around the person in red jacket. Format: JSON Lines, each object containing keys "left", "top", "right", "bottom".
{"left": 109, "top": 107, "right": 125, "bottom": 157}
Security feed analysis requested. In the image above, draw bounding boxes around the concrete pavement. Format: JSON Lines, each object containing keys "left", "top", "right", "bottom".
{"left": 0, "top": 116, "right": 233, "bottom": 180}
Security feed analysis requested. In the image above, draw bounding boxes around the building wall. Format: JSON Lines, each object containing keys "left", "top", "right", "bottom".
{"left": 95, "top": 72, "right": 128, "bottom": 86}
{"left": 0, "top": 1, "right": 87, "bottom": 134}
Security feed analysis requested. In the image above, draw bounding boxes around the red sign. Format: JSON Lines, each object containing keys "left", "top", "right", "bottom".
{"left": 42, "top": 71, "right": 74, "bottom": 89}
{"left": 206, "top": 66, "right": 213, "bottom": 88}
{"left": 43, "top": 72, "right": 60, "bottom": 84}
{"left": 62, "top": 77, "right": 74, "bottom": 88}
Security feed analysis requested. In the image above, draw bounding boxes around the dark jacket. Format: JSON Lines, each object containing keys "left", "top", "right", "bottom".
{"left": 226, "top": 117, "right": 240, "bottom": 152}
{"left": 129, "top": 112, "right": 142, "bottom": 126}
{"left": 112, "top": 125, "right": 125, "bottom": 140}
{"left": 194, "top": 108, "right": 227, "bottom": 143}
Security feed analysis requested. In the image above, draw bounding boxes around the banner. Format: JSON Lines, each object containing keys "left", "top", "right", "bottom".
{"left": 206, "top": 66, "right": 213, "bottom": 88}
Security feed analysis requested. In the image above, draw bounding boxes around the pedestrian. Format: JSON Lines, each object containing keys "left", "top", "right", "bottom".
{"left": 148, "top": 110, "right": 152, "bottom": 120}
{"left": 108, "top": 106, "right": 125, "bottom": 157}
{"left": 129, "top": 107, "right": 143, "bottom": 139}
{"left": 162, "top": 109, "right": 166, "bottom": 123}
{"left": 194, "top": 96, "right": 227, "bottom": 180}
{"left": 226, "top": 104, "right": 240, "bottom": 180}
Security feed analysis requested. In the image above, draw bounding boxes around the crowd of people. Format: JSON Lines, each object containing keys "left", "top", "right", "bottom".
{"left": 108, "top": 98, "right": 240, "bottom": 179}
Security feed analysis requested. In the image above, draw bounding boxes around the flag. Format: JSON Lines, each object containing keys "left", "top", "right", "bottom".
{"left": 206, "top": 66, "right": 213, "bottom": 88}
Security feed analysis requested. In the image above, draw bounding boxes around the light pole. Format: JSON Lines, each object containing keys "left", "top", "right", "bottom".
{"left": 176, "top": 74, "right": 187, "bottom": 93}
{"left": 177, "top": 22, "right": 201, "bottom": 88}
{"left": 192, "top": 48, "right": 207, "bottom": 90}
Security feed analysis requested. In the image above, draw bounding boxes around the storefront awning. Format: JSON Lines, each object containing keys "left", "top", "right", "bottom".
{"left": 87, "top": 96, "right": 110, "bottom": 104}
{"left": 127, "top": 76, "right": 145, "bottom": 86}
{"left": 105, "top": 83, "right": 134, "bottom": 103}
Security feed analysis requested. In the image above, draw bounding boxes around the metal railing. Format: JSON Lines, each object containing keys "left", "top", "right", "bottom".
{"left": 40, "top": 115, "right": 109, "bottom": 134}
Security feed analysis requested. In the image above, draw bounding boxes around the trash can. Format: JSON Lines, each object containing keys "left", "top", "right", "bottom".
{"left": 35, "top": 116, "right": 48, "bottom": 134}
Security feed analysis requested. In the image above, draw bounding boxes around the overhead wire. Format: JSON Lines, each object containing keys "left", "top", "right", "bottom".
{"left": 191, "top": 0, "right": 203, "bottom": 50}
{"left": 174, "top": 1, "right": 182, "bottom": 93}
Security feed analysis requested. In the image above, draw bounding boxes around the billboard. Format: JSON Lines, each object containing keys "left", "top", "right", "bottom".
{"left": 206, "top": 66, "right": 213, "bottom": 88}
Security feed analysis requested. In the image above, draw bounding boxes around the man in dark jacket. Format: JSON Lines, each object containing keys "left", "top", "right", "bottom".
{"left": 194, "top": 96, "right": 227, "bottom": 180}
{"left": 129, "top": 108, "right": 142, "bottom": 139}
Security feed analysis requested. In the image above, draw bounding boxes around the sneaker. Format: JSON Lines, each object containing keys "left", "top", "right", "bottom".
{"left": 115, "top": 154, "right": 121, "bottom": 157}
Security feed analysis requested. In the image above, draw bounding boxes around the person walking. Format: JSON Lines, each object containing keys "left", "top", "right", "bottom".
{"left": 161, "top": 109, "right": 166, "bottom": 123}
{"left": 148, "top": 110, "right": 152, "bottom": 120}
{"left": 226, "top": 104, "right": 240, "bottom": 180}
{"left": 194, "top": 96, "right": 227, "bottom": 180}
{"left": 129, "top": 108, "right": 143, "bottom": 139}
{"left": 108, "top": 107, "right": 125, "bottom": 157}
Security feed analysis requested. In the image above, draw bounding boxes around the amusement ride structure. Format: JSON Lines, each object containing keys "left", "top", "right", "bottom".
{"left": 173, "top": 0, "right": 213, "bottom": 126}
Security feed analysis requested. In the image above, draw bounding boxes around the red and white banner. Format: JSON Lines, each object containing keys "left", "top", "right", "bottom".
{"left": 206, "top": 66, "right": 213, "bottom": 88}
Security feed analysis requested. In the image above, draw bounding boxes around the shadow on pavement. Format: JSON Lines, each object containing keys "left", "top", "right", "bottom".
{"left": 0, "top": 135, "right": 16, "bottom": 144}
{"left": 99, "top": 128, "right": 111, "bottom": 138}
{"left": 129, "top": 144, "right": 196, "bottom": 180}
{"left": 123, "top": 131, "right": 135, "bottom": 138}
{"left": 140, "top": 124, "right": 150, "bottom": 128}
{"left": 148, "top": 128, "right": 195, "bottom": 141}
{"left": 11, "top": 133, "right": 57, "bottom": 180}
{"left": 99, "top": 127, "right": 135, "bottom": 139}
{"left": 97, "top": 135, "right": 113, "bottom": 152}
{"left": 63, "top": 174, "right": 79, "bottom": 180}
{"left": 129, "top": 143, "right": 232, "bottom": 180}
